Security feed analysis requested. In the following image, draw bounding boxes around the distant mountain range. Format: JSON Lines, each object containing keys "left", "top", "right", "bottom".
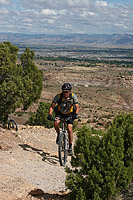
{"left": 0, "top": 32, "right": 133, "bottom": 47}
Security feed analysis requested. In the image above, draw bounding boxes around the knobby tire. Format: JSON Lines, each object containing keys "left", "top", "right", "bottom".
{"left": 58, "top": 132, "right": 67, "bottom": 167}
{"left": 8, "top": 119, "right": 18, "bottom": 131}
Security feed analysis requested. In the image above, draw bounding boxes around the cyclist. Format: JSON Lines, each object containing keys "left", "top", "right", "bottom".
{"left": 48, "top": 83, "right": 79, "bottom": 155}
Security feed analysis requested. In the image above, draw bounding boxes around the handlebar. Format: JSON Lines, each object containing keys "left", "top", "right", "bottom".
{"left": 48, "top": 113, "right": 77, "bottom": 122}
{"left": 54, "top": 116, "right": 72, "bottom": 122}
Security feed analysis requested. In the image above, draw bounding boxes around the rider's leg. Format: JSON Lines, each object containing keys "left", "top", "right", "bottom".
{"left": 54, "top": 120, "right": 60, "bottom": 133}
{"left": 67, "top": 124, "right": 73, "bottom": 145}
{"left": 67, "top": 124, "right": 73, "bottom": 155}
{"left": 54, "top": 120, "right": 60, "bottom": 144}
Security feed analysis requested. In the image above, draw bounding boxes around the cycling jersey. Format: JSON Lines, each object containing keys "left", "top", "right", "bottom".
{"left": 52, "top": 92, "right": 78, "bottom": 114}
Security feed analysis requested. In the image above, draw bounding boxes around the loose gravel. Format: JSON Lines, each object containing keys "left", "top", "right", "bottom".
{"left": 0, "top": 126, "right": 72, "bottom": 193}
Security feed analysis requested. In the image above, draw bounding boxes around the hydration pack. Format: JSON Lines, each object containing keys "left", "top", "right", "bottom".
{"left": 57, "top": 92, "right": 76, "bottom": 114}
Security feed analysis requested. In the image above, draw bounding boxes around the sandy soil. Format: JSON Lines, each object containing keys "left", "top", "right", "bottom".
{"left": 0, "top": 124, "right": 72, "bottom": 200}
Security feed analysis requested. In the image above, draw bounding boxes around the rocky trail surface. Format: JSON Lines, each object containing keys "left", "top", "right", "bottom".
{"left": 0, "top": 124, "right": 72, "bottom": 200}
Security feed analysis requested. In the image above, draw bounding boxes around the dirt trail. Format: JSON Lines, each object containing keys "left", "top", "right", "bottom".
{"left": 0, "top": 125, "right": 72, "bottom": 200}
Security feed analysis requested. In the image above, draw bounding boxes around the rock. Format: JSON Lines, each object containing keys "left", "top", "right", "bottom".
{"left": 0, "top": 142, "right": 12, "bottom": 151}
{"left": 29, "top": 188, "right": 44, "bottom": 196}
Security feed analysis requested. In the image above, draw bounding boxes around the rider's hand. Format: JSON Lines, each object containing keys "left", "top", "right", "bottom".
{"left": 47, "top": 115, "right": 52, "bottom": 121}
{"left": 72, "top": 113, "right": 78, "bottom": 120}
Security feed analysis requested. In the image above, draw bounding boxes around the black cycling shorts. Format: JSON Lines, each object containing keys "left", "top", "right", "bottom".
{"left": 55, "top": 111, "right": 73, "bottom": 124}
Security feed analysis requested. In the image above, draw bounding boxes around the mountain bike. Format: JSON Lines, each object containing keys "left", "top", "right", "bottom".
{"left": 54, "top": 116, "right": 71, "bottom": 167}
{"left": 2, "top": 115, "right": 18, "bottom": 131}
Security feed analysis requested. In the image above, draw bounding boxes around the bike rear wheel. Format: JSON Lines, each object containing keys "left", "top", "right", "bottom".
{"left": 3, "top": 121, "right": 8, "bottom": 129}
{"left": 58, "top": 132, "right": 68, "bottom": 167}
{"left": 8, "top": 119, "right": 18, "bottom": 131}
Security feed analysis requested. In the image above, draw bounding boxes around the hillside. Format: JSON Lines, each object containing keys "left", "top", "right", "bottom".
{"left": 0, "top": 33, "right": 133, "bottom": 47}
{"left": 34, "top": 60, "right": 133, "bottom": 130}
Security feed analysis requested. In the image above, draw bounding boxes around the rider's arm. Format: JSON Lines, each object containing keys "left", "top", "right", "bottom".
{"left": 48, "top": 94, "right": 59, "bottom": 115}
{"left": 49, "top": 102, "right": 56, "bottom": 115}
{"left": 74, "top": 103, "right": 79, "bottom": 114}
{"left": 73, "top": 94, "right": 79, "bottom": 114}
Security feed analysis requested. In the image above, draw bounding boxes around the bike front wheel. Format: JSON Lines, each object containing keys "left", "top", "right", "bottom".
{"left": 8, "top": 119, "right": 18, "bottom": 131}
{"left": 58, "top": 132, "right": 68, "bottom": 167}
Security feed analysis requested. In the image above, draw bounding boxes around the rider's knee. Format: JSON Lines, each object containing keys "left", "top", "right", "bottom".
{"left": 54, "top": 121, "right": 60, "bottom": 127}
{"left": 67, "top": 125, "right": 73, "bottom": 133}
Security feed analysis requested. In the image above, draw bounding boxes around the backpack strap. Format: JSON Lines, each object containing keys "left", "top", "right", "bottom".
{"left": 71, "top": 93, "right": 76, "bottom": 112}
{"left": 70, "top": 93, "right": 74, "bottom": 104}
{"left": 57, "top": 92, "right": 74, "bottom": 105}
{"left": 57, "top": 93, "right": 63, "bottom": 105}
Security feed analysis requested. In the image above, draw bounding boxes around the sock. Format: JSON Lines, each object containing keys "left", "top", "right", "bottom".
{"left": 69, "top": 143, "right": 72, "bottom": 149}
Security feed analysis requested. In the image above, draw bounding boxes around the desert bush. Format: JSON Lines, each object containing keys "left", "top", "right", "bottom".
{"left": 73, "top": 120, "right": 78, "bottom": 132}
{"left": 65, "top": 113, "right": 133, "bottom": 200}
{"left": 107, "top": 113, "right": 133, "bottom": 169}
{"left": 93, "top": 118, "right": 97, "bottom": 123}
{"left": 97, "top": 122, "right": 104, "bottom": 126}
{"left": 87, "top": 119, "right": 91, "bottom": 123}
{"left": 27, "top": 102, "right": 54, "bottom": 128}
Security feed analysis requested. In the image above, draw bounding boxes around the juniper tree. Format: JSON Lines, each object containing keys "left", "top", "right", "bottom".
{"left": 20, "top": 47, "right": 43, "bottom": 110}
{"left": 0, "top": 42, "right": 43, "bottom": 119}
{"left": 65, "top": 113, "right": 133, "bottom": 200}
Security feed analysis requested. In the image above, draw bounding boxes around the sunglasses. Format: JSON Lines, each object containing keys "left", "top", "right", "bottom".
{"left": 63, "top": 91, "right": 69, "bottom": 93}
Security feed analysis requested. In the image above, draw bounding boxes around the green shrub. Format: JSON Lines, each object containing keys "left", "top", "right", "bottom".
{"left": 73, "top": 120, "right": 78, "bottom": 132}
{"left": 87, "top": 119, "right": 91, "bottom": 123}
{"left": 78, "top": 118, "right": 81, "bottom": 122}
{"left": 0, "top": 42, "right": 43, "bottom": 119}
{"left": 65, "top": 113, "right": 133, "bottom": 200}
{"left": 93, "top": 118, "right": 97, "bottom": 123}
{"left": 27, "top": 102, "right": 54, "bottom": 128}
{"left": 107, "top": 113, "right": 133, "bottom": 169}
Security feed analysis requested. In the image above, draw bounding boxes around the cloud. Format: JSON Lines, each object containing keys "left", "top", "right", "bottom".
{"left": 88, "top": 11, "right": 96, "bottom": 16}
{"left": 0, "top": 8, "right": 9, "bottom": 14}
{"left": 21, "top": 0, "right": 92, "bottom": 10}
{"left": 0, "top": 0, "right": 10, "bottom": 5}
{"left": 0, "top": 0, "right": 132, "bottom": 34}
{"left": 95, "top": 1, "right": 107, "bottom": 7}
{"left": 22, "top": 18, "right": 32, "bottom": 23}
{"left": 79, "top": 10, "right": 97, "bottom": 18}
{"left": 67, "top": 0, "right": 91, "bottom": 8}
{"left": 41, "top": 9, "right": 57, "bottom": 15}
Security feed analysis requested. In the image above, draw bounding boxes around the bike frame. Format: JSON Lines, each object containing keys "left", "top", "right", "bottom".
{"left": 54, "top": 117, "right": 70, "bottom": 167}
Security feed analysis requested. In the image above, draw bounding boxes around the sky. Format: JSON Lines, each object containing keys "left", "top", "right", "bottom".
{"left": 0, "top": 0, "right": 133, "bottom": 35}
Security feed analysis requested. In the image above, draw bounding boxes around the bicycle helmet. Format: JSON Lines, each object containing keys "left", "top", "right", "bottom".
{"left": 62, "top": 83, "right": 72, "bottom": 91}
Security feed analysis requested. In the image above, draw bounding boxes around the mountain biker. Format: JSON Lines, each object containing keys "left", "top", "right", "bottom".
{"left": 47, "top": 83, "right": 79, "bottom": 156}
